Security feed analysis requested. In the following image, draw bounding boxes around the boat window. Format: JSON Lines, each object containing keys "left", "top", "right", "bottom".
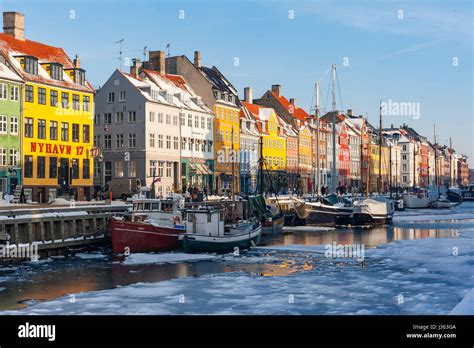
{"left": 188, "top": 214, "right": 194, "bottom": 222}
{"left": 152, "top": 203, "right": 160, "bottom": 211}
{"left": 162, "top": 203, "right": 171, "bottom": 212}
{"left": 207, "top": 213, "right": 212, "bottom": 222}
{"left": 133, "top": 203, "right": 138, "bottom": 211}
{"left": 144, "top": 203, "right": 151, "bottom": 211}
{"left": 220, "top": 212, "right": 224, "bottom": 221}
{"left": 137, "top": 203, "right": 144, "bottom": 211}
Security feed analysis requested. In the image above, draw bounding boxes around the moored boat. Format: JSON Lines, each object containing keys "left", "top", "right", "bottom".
{"left": 352, "top": 197, "right": 394, "bottom": 226}
{"left": 180, "top": 206, "right": 261, "bottom": 253}
{"left": 403, "top": 190, "right": 432, "bottom": 209}
{"left": 110, "top": 198, "right": 185, "bottom": 254}
{"left": 293, "top": 194, "right": 353, "bottom": 226}
{"left": 248, "top": 195, "right": 284, "bottom": 235}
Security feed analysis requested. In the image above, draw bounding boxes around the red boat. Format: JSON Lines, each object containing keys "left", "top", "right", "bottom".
{"left": 109, "top": 198, "right": 185, "bottom": 254}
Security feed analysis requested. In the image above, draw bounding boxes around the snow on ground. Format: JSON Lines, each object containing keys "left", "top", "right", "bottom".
{"left": 4, "top": 228, "right": 472, "bottom": 315}
{"left": 449, "top": 288, "right": 474, "bottom": 314}
{"left": 74, "top": 252, "right": 108, "bottom": 260}
{"left": 121, "top": 252, "right": 216, "bottom": 265}
{"left": 253, "top": 244, "right": 327, "bottom": 254}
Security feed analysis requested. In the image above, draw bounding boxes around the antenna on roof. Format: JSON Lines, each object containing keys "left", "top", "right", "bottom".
{"left": 166, "top": 43, "right": 171, "bottom": 57}
{"left": 115, "top": 39, "right": 124, "bottom": 71}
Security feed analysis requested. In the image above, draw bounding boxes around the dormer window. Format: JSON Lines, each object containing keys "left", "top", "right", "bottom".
{"left": 50, "top": 63, "right": 63, "bottom": 80}
{"left": 22, "top": 56, "right": 38, "bottom": 75}
{"left": 74, "top": 69, "right": 85, "bottom": 85}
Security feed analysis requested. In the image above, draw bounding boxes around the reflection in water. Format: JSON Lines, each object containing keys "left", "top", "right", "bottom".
{"left": 0, "top": 220, "right": 465, "bottom": 311}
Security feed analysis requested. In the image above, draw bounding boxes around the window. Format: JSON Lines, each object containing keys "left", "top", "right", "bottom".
{"left": 187, "top": 115, "right": 192, "bottom": 127}
{"left": 74, "top": 70, "right": 85, "bottom": 85}
{"left": 128, "top": 161, "right": 137, "bottom": 177}
{"left": 93, "top": 160, "right": 100, "bottom": 179}
{"left": 50, "top": 121, "right": 58, "bottom": 140}
{"left": 61, "top": 122, "right": 69, "bottom": 141}
{"left": 108, "top": 92, "right": 115, "bottom": 103}
{"left": 115, "top": 161, "right": 124, "bottom": 177}
{"left": 83, "top": 125, "right": 90, "bottom": 143}
{"left": 128, "top": 133, "right": 136, "bottom": 148}
{"left": 10, "top": 116, "right": 18, "bottom": 135}
{"left": 166, "top": 114, "right": 171, "bottom": 125}
{"left": 82, "top": 158, "right": 91, "bottom": 179}
{"left": 9, "top": 148, "right": 18, "bottom": 166}
{"left": 38, "top": 119, "right": 46, "bottom": 139}
{"left": 149, "top": 112, "right": 155, "bottom": 122}
{"left": 94, "top": 135, "right": 100, "bottom": 147}
{"left": 116, "top": 134, "right": 124, "bottom": 148}
{"left": 0, "top": 115, "right": 6, "bottom": 134}
{"left": 71, "top": 159, "right": 79, "bottom": 179}
{"left": 104, "top": 135, "right": 111, "bottom": 149}
{"left": 25, "top": 85, "right": 34, "bottom": 102}
{"left": 128, "top": 111, "right": 136, "bottom": 122}
{"left": 208, "top": 141, "right": 213, "bottom": 152}
{"left": 0, "top": 83, "right": 6, "bottom": 99}
{"left": 71, "top": 124, "right": 80, "bottom": 142}
{"left": 119, "top": 91, "right": 126, "bottom": 102}
{"left": 166, "top": 135, "right": 171, "bottom": 149}
{"left": 38, "top": 87, "right": 46, "bottom": 105}
{"left": 37, "top": 156, "right": 46, "bottom": 178}
{"left": 50, "top": 90, "right": 58, "bottom": 106}
{"left": 157, "top": 161, "right": 164, "bottom": 177}
{"left": 83, "top": 96, "right": 90, "bottom": 111}
{"left": 207, "top": 117, "right": 212, "bottom": 130}
{"left": 195, "top": 139, "right": 199, "bottom": 151}
{"left": 166, "top": 162, "right": 172, "bottom": 177}
{"left": 105, "top": 161, "right": 112, "bottom": 177}
{"left": 180, "top": 113, "right": 185, "bottom": 126}
{"left": 10, "top": 85, "right": 19, "bottom": 101}
{"left": 24, "top": 155, "right": 33, "bottom": 178}
{"left": 201, "top": 116, "right": 205, "bottom": 129}
{"left": 149, "top": 160, "right": 157, "bottom": 177}
{"left": 72, "top": 94, "right": 80, "bottom": 110}
{"left": 49, "top": 157, "right": 57, "bottom": 178}
{"left": 201, "top": 140, "right": 206, "bottom": 152}
{"left": 158, "top": 113, "right": 163, "bottom": 123}
{"left": 104, "top": 113, "right": 112, "bottom": 124}
{"left": 0, "top": 148, "right": 6, "bottom": 166}
{"left": 116, "top": 112, "right": 124, "bottom": 123}
{"left": 25, "top": 118, "right": 33, "bottom": 138}
{"left": 61, "top": 92, "right": 69, "bottom": 108}
{"left": 173, "top": 115, "right": 178, "bottom": 126}
{"left": 194, "top": 115, "right": 199, "bottom": 128}
{"left": 181, "top": 137, "right": 186, "bottom": 150}
{"left": 50, "top": 63, "right": 62, "bottom": 80}
{"left": 188, "top": 138, "right": 193, "bottom": 150}
{"left": 94, "top": 114, "right": 101, "bottom": 125}
{"left": 158, "top": 134, "right": 163, "bottom": 148}
{"left": 149, "top": 133, "right": 156, "bottom": 148}
{"left": 174, "top": 136, "right": 179, "bottom": 150}
{"left": 24, "top": 57, "right": 38, "bottom": 75}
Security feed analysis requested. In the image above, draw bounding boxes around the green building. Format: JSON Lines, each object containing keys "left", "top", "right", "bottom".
{"left": 0, "top": 59, "right": 23, "bottom": 197}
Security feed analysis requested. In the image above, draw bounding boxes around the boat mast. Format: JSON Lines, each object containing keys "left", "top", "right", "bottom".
{"left": 231, "top": 125, "right": 236, "bottom": 222}
{"left": 413, "top": 141, "right": 417, "bottom": 189}
{"left": 378, "top": 100, "right": 382, "bottom": 194}
{"left": 389, "top": 140, "right": 392, "bottom": 197}
{"left": 434, "top": 124, "right": 439, "bottom": 199}
{"left": 331, "top": 64, "right": 338, "bottom": 194}
{"left": 360, "top": 118, "right": 364, "bottom": 195}
{"left": 449, "top": 137, "right": 452, "bottom": 187}
{"left": 315, "top": 81, "right": 321, "bottom": 196}
{"left": 365, "top": 118, "right": 370, "bottom": 197}
{"left": 259, "top": 136, "right": 264, "bottom": 195}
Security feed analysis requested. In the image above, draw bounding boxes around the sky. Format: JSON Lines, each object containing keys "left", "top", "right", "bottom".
{"left": 1, "top": 0, "right": 472, "bottom": 164}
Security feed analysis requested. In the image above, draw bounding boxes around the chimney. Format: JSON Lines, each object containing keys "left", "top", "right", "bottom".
{"left": 244, "top": 87, "right": 253, "bottom": 103}
{"left": 130, "top": 58, "right": 142, "bottom": 78}
{"left": 347, "top": 109, "right": 353, "bottom": 116}
{"left": 194, "top": 51, "right": 201, "bottom": 68}
{"left": 271, "top": 84, "right": 281, "bottom": 97}
{"left": 289, "top": 98, "right": 296, "bottom": 106}
{"left": 149, "top": 50, "right": 166, "bottom": 76}
{"left": 73, "top": 55, "right": 81, "bottom": 68}
{"left": 3, "top": 12, "right": 25, "bottom": 41}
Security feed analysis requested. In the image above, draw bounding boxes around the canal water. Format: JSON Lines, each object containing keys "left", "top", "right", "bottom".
{"left": 0, "top": 202, "right": 473, "bottom": 314}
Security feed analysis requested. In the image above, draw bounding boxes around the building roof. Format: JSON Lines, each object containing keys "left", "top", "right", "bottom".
{"left": 0, "top": 59, "right": 22, "bottom": 82}
{"left": 0, "top": 33, "right": 94, "bottom": 92}
{"left": 270, "top": 91, "right": 311, "bottom": 122}
{"left": 200, "top": 66, "right": 238, "bottom": 96}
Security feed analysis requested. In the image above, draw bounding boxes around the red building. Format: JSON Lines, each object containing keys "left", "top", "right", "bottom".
{"left": 421, "top": 143, "right": 429, "bottom": 187}
{"left": 338, "top": 122, "right": 351, "bottom": 187}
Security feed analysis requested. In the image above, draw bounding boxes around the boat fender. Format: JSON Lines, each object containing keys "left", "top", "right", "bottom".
{"left": 173, "top": 214, "right": 182, "bottom": 225}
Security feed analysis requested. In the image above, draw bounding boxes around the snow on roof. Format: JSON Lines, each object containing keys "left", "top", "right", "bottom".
{"left": 0, "top": 60, "right": 22, "bottom": 82}
{"left": 0, "top": 33, "right": 94, "bottom": 93}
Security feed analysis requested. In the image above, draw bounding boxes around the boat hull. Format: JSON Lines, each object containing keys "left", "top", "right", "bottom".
{"left": 352, "top": 213, "right": 391, "bottom": 226}
{"left": 305, "top": 205, "right": 352, "bottom": 226}
{"left": 110, "top": 219, "right": 184, "bottom": 254}
{"left": 181, "top": 226, "right": 261, "bottom": 253}
{"left": 261, "top": 216, "right": 285, "bottom": 235}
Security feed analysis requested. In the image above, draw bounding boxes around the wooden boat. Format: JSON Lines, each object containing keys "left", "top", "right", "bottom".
{"left": 180, "top": 206, "right": 261, "bottom": 253}
{"left": 293, "top": 194, "right": 353, "bottom": 226}
{"left": 109, "top": 198, "right": 185, "bottom": 254}
{"left": 247, "top": 195, "right": 284, "bottom": 235}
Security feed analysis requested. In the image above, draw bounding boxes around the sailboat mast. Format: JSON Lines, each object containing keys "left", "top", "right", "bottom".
{"left": 378, "top": 100, "right": 382, "bottom": 194}
{"left": 259, "top": 136, "right": 263, "bottom": 195}
{"left": 315, "top": 82, "right": 321, "bottom": 196}
{"left": 331, "top": 64, "right": 337, "bottom": 194}
{"left": 365, "top": 118, "right": 370, "bottom": 197}
{"left": 231, "top": 125, "right": 236, "bottom": 222}
{"left": 434, "top": 124, "right": 439, "bottom": 198}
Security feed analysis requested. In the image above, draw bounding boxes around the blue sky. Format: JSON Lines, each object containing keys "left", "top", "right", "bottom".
{"left": 1, "top": 0, "right": 473, "bottom": 163}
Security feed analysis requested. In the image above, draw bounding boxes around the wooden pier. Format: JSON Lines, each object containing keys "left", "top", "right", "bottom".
{"left": 0, "top": 202, "right": 129, "bottom": 257}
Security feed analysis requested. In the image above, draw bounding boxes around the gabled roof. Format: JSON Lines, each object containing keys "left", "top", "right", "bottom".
{"left": 200, "top": 66, "right": 238, "bottom": 96}
{"left": 0, "top": 33, "right": 94, "bottom": 93}
{"left": 0, "top": 58, "right": 22, "bottom": 82}
{"left": 270, "top": 91, "right": 311, "bottom": 122}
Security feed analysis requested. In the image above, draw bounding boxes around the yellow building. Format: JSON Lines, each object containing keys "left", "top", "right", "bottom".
{"left": 297, "top": 124, "right": 313, "bottom": 192}
{"left": 369, "top": 143, "right": 390, "bottom": 192}
{"left": 0, "top": 12, "right": 95, "bottom": 202}
{"left": 242, "top": 102, "right": 286, "bottom": 173}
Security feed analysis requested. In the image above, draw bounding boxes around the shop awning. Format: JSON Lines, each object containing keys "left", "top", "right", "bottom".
{"left": 189, "top": 162, "right": 211, "bottom": 175}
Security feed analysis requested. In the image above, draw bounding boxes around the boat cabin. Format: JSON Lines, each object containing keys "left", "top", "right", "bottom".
{"left": 131, "top": 198, "right": 182, "bottom": 226}
{"left": 185, "top": 208, "right": 225, "bottom": 237}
